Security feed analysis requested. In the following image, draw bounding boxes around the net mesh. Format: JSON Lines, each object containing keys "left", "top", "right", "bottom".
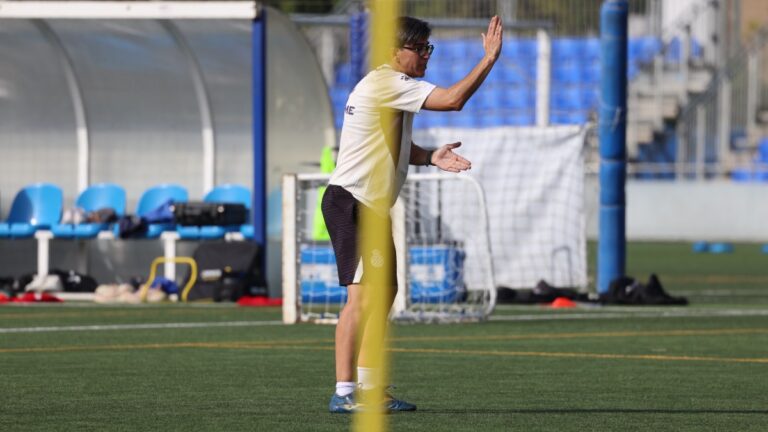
{"left": 284, "top": 172, "right": 496, "bottom": 323}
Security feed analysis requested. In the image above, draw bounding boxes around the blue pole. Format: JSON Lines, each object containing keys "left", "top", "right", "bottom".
{"left": 252, "top": 10, "right": 266, "bottom": 249}
{"left": 349, "top": 12, "right": 368, "bottom": 85}
{"left": 598, "top": 0, "right": 628, "bottom": 294}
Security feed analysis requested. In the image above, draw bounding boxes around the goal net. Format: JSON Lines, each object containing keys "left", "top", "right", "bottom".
{"left": 282, "top": 172, "right": 496, "bottom": 324}
{"left": 282, "top": 125, "right": 588, "bottom": 324}
{"left": 413, "top": 125, "right": 588, "bottom": 290}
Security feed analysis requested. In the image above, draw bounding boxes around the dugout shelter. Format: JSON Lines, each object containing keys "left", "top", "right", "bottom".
{"left": 0, "top": 1, "right": 335, "bottom": 292}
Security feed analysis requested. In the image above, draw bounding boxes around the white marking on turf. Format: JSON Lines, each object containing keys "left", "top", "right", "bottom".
{"left": 490, "top": 308, "right": 768, "bottom": 322}
{"left": 0, "top": 320, "right": 284, "bottom": 334}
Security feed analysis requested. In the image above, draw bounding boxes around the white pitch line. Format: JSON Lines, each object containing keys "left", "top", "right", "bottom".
{"left": 0, "top": 320, "right": 284, "bottom": 334}
{"left": 4, "top": 309, "right": 768, "bottom": 333}
{"left": 490, "top": 308, "right": 768, "bottom": 322}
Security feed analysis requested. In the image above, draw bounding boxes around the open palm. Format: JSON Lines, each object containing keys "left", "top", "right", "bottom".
{"left": 433, "top": 142, "right": 471, "bottom": 173}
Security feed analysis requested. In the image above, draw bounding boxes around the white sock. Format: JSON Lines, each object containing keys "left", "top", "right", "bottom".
{"left": 357, "top": 367, "right": 376, "bottom": 390}
{"left": 335, "top": 381, "right": 356, "bottom": 397}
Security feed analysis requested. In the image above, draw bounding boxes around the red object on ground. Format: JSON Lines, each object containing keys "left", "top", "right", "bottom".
{"left": 39, "top": 292, "right": 64, "bottom": 302}
{"left": 12, "top": 292, "right": 38, "bottom": 302}
{"left": 550, "top": 297, "right": 577, "bottom": 308}
{"left": 237, "top": 296, "right": 283, "bottom": 307}
{"left": 0, "top": 293, "right": 9, "bottom": 303}
{"left": 7, "top": 292, "right": 63, "bottom": 303}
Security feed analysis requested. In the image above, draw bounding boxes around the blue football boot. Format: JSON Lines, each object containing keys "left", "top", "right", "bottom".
{"left": 328, "top": 392, "right": 360, "bottom": 414}
{"left": 384, "top": 387, "right": 416, "bottom": 412}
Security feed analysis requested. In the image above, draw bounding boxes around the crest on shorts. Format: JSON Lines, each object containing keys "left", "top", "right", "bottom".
{"left": 370, "top": 249, "right": 384, "bottom": 268}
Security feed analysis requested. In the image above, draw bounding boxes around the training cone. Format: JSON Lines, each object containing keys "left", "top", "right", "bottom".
{"left": 550, "top": 297, "right": 577, "bottom": 308}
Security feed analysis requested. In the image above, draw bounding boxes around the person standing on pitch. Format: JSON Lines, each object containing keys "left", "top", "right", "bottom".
{"left": 324, "top": 15, "right": 503, "bottom": 413}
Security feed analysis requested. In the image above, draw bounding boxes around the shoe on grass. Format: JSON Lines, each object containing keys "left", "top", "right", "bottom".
{"left": 382, "top": 388, "right": 416, "bottom": 412}
{"left": 329, "top": 392, "right": 360, "bottom": 414}
{"left": 329, "top": 388, "right": 416, "bottom": 414}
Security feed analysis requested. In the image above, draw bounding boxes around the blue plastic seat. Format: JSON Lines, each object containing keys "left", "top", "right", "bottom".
{"left": 503, "top": 86, "right": 535, "bottom": 110}
{"left": 449, "top": 111, "right": 477, "bottom": 128}
{"left": 0, "top": 183, "right": 63, "bottom": 238}
{"left": 421, "top": 112, "right": 450, "bottom": 128}
{"left": 502, "top": 38, "right": 537, "bottom": 60}
{"left": 480, "top": 111, "right": 506, "bottom": 127}
{"left": 439, "top": 39, "right": 468, "bottom": 60}
{"left": 240, "top": 224, "right": 255, "bottom": 239}
{"left": 664, "top": 37, "right": 702, "bottom": 64}
{"left": 127, "top": 184, "right": 187, "bottom": 239}
{"left": 448, "top": 61, "right": 470, "bottom": 82}
{"left": 582, "top": 61, "right": 601, "bottom": 84}
{"left": 501, "top": 62, "right": 532, "bottom": 85}
{"left": 506, "top": 110, "right": 535, "bottom": 126}
{"left": 551, "top": 86, "right": 589, "bottom": 111}
{"left": 477, "top": 87, "right": 505, "bottom": 110}
{"left": 552, "top": 38, "right": 585, "bottom": 62}
{"left": 552, "top": 64, "right": 583, "bottom": 85}
{"left": 584, "top": 38, "right": 601, "bottom": 63}
{"left": 551, "top": 110, "right": 589, "bottom": 125}
{"left": 412, "top": 114, "right": 428, "bottom": 130}
{"left": 425, "top": 65, "right": 453, "bottom": 86}
{"left": 52, "top": 183, "right": 126, "bottom": 239}
{"left": 581, "top": 86, "right": 600, "bottom": 110}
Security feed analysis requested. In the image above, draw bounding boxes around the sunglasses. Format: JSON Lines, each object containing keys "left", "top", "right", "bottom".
{"left": 401, "top": 43, "right": 434, "bottom": 57}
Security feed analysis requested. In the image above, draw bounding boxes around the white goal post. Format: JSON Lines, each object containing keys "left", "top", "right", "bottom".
{"left": 282, "top": 172, "right": 497, "bottom": 324}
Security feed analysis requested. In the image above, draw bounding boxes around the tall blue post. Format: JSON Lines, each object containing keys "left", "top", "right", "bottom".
{"left": 598, "top": 0, "right": 628, "bottom": 294}
{"left": 349, "top": 12, "right": 368, "bottom": 85}
{"left": 252, "top": 10, "right": 267, "bottom": 250}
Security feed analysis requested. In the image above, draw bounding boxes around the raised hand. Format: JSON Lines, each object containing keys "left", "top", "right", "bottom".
{"left": 433, "top": 142, "right": 471, "bottom": 173}
{"left": 482, "top": 15, "right": 503, "bottom": 62}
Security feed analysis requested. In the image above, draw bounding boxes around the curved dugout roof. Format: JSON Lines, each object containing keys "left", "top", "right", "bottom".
{"left": 0, "top": 7, "right": 334, "bottom": 219}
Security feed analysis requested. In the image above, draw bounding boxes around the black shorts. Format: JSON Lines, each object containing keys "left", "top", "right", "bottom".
{"left": 321, "top": 185, "right": 395, "bottom": 287}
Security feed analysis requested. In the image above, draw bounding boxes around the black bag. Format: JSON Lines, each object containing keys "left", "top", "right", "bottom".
{"left": 172, "top": 202, "right": 248, "bottom": 226}
{"left": 183, "top": 241, "right": 267, "bottom": 301}
{"left": 50, "top": 269, "right": 99, "bottom": 292}
{"left": 600, "top": 274, "right": 687, "bottom": 305}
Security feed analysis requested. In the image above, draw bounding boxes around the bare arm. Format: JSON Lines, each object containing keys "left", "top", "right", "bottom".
{"left": 423, "top": 16, "right": 503, "bottom": 112}
{"left": 410, "top": 142, "right": 471, "bottom": 173}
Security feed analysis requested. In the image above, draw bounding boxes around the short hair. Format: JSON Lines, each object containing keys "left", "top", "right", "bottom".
{"left": 396, "top": 16, "right": 431, "bottom": 47}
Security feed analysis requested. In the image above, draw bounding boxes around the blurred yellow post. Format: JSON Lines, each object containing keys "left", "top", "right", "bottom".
{"left": 353, "top": 1, "right": 399, "bottom": 431}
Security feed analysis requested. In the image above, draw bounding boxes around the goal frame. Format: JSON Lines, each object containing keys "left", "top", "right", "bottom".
{"left": 281, "top": 172, "right": 497, "bottom": 324}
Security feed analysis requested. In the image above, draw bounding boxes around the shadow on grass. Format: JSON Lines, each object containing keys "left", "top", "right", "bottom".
{"left": 418, "top": 408, "right": 768, "bottom": 415}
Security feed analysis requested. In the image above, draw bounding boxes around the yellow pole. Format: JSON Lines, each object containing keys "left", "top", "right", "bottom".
{"left": 353, "top": 1, "right": 399, "bottom": 431}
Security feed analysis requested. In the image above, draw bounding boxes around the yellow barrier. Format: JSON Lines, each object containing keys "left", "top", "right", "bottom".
{"left": 139, "top": 256, "right": 198, "bottom": 303}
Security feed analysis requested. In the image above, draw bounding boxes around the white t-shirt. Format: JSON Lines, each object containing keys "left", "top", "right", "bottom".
{"left": 329, "top": 64, "right": 436, "bottom": 215}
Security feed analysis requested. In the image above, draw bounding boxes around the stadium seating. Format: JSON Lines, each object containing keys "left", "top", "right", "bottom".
{"left": 664, "top": 36, "right": 703, "bottom": 64}
{"left": 0, "top": 183, "right": 62, "bottom": 238}
{"left": 328, "top": 35, "right": 699, "bottom": 129}
{"left": 501, "top": 38, "right": 537, "bottom": 61}
{"left": 51, "top": 183, "right": 126, "bottom": 239}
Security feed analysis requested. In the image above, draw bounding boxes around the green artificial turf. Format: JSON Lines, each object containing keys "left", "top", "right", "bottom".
{"left": 0, "top": 242, "right": 766, "bottom": 431}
